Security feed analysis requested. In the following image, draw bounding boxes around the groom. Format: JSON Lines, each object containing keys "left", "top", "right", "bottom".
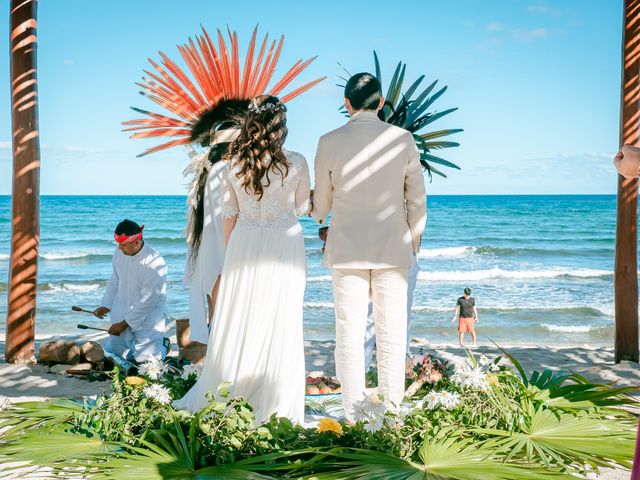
{"left": 312, "top": 73, "right": 427, "bottom": 420}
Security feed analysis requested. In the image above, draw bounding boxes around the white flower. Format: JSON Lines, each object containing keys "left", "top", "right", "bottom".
{"left": 439, "top": 391, "right": 460, "bottom": 410}
{"left": 363, "top": 416, "right": 383, "bottom": 432}
{"left": 353, "top": 393, "right": 388, "bottom": 430}
{"left": 424, "top": 391, "right": 440, "bottom": 410}
{"left": 143, "top": 383, "right": 171, "bottom": 404}
{"left": 420, "top": 390, "right": 461, "bottom": 411}
{"left": 181, "top": 363, "right": 202, "bottom": 380}
{"left": 139, "top": 358, "right": 168, "bottom": 380}
{"left": 452, "top": 363, "right": 489, "bottom": 391}
{"left": 478, "top": 355, "right": 491, "bottom": 367}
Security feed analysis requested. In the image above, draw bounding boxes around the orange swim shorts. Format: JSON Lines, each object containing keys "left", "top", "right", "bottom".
{"left": 458, "top": 316, "right": 476, "bottom": 333}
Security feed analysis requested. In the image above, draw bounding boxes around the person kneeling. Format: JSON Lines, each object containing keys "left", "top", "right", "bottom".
{"left": 93, "top": 219, "right": 168, "bottom": 363}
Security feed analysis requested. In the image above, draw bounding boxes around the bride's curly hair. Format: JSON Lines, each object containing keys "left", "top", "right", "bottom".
{"left": 228, "top": 95, "right": 289, "bottom": 199}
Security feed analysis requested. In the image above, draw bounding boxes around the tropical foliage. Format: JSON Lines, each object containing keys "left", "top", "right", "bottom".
{"left": 341, "top": 52, "right": 463, "bottom": 179}
{"left": 0, "top": 352, "right": 636, "bottom": 479}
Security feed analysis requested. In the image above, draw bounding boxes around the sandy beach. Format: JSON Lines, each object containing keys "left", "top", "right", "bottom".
{"left": 0, "top": 331, "right": 636, "bottom": 479}
{"left": 2, "top": 328, "right": 639, "bottom": 402}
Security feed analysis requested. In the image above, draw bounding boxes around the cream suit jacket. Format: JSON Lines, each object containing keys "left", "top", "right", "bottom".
{"left": 312, "top": 111, "right": 427, "bottom": 269}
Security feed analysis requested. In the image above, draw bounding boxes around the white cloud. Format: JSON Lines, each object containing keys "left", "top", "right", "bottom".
{"left": 0, "top": 141, "right": 11, "bottom": 150}
{"left": 512, "top": 28, "right": 551, "bottom": 43}
{"left": 63, "top": 59, "right": 74, "bottom": 65}
{"left": 64, "top": 145, "right": 104, "bottom": 154}
{"left": 485, "top": 22, "right": 503, "bottom": 32}
{"left": 527, "top": 3, "right": 561, "bottom": 16}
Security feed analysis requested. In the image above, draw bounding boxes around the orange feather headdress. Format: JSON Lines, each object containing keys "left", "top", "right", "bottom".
{"left": 123, "top": 26, "right": 326, "bottom": 157}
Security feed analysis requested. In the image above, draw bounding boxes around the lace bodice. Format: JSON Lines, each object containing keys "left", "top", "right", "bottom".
{"left": 222, "top": 150, "right": 311, "bottom": 229}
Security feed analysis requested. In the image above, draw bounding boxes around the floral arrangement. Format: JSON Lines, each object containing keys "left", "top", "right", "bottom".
{"left": 0, "top": 350, "right": 637, "bottom": 479}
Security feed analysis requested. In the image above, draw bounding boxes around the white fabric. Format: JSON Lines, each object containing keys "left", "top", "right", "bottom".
{"left": 312, "top": 111, "right": 427, "bottom": 268}
{"left": 173, "top": 150, "right": 310, "bottom": 424}
{"left": 184, "top": 161, "right": 228, "bottom": 344}
{"left": 332, "top": 267, "right": 408, "bottom": 421}
{"left": 101, "top": 243, "right": 168, "bottom": 362}
{"left": 365, "top": 254, "right": 419, "bottom": 369}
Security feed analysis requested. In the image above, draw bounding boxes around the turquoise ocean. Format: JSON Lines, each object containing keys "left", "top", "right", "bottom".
{"left": 0, "top": 195, "right": 617, "bottom": 345}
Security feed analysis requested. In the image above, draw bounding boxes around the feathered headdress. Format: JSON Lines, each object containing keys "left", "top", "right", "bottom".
{"left": 123, "top": 25, "right": 325, "bottom": 157}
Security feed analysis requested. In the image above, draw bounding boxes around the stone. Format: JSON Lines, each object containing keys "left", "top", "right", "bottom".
{"left": 49, "top": 363, "right": 74, "bottom": 375}
{"left": 81, "top": 341, "right": 104, "bottom": 363}
{"left": 179, "top": 342, "right": 207, "bottom": 365}
{"left": 65, "top": 363, "right": 93, "bottom": 375}
{"left": 176, "top": 319, "right": 190, "bottom": 348}
{"left": 39, "top": 340, "right": 81, "bottom": 364}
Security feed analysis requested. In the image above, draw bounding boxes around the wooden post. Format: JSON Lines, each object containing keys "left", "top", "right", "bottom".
{"left": 5, "top": 0, "right": 40, "bottom": 363}
{"left": 615, "top": 0, "right": 640, "bottom": 363}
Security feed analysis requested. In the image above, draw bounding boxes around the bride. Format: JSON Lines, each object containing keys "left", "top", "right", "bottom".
{"left": 173, "top": 95, "right": 309, "bottom": 423}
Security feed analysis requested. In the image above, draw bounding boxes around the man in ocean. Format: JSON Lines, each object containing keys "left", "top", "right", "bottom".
{"left": 93, "top": 219, "right": 168, "bottom": 363}
{"left": 451, "top": 287, "right": 479, "bottom": 347}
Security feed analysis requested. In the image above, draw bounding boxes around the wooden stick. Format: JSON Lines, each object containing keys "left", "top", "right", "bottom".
{"left": 77, "top": 324, "right": 109, "bottom": 332}
{"left": 71, "top": 306, "right": 95, "bottom": 314}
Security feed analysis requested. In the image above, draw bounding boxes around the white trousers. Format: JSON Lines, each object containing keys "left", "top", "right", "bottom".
{"left": 365, "top": 256, "right": 419, "bottom": 370}
{"left": 332, "top": 267, "right": 408, "bottom": 421}
{"left": 108, "top": 327, "right": 165, "bottom": 363}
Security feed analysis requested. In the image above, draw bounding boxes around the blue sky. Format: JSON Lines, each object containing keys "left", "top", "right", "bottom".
{"left": 0, "top": 1, "right": 624, "bottom": 195}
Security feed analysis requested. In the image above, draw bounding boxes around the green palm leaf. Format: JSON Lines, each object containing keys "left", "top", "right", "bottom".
{"left": 90, "top": 442, "right": 275, "bottom": 480}
{"left": 0, "top": 399, "right": 84, "bottom": 436}
{"left": 298, "top": 441, "right": 574, "bottom": 479}
{"left": 478, "top": 407, "right": 635, "bottom": 470}
{"left": 339, "top": 52, "right": 463, "bottom": 178}
{"left": 420, "top": 128, "right": 463, "bottom": 140}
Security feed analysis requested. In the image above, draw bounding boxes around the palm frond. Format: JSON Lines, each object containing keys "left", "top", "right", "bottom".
{"left": 367, "top": 51, "right": 462, "bottom": 177}
{"left": 298, "top": 441, "right": 575, "bottom": 480}
{"left": 478, "top": 407, "right": 635, "bottom": 470}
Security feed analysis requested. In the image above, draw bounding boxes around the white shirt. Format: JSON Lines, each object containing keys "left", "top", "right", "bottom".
{"left": 101, "top": 243, "right": 168, "bottom": 333}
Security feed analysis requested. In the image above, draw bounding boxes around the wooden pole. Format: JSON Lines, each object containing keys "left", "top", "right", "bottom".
{"left": 615, "top": 0, "right": 640, "bottom": 363}
{"left": 6, "top": 0, "right": 40, "bottom": 363}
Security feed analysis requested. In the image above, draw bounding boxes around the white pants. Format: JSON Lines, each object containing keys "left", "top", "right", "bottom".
{"left": 333, "top": 267, "right": 408, "bottom": 421}
{"left": 108, "top": 327, "right": 165, "bottom": 363}
{"left": 365, "top": 256, "right": 419, "bottom": 370}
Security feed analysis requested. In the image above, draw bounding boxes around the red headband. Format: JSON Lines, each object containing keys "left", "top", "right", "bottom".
{"left": 114, "top": 225, "right": 144, "bottom": 245}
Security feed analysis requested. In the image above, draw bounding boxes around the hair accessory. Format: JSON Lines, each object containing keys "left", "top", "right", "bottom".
{"left": 248, "top": 101, "right": 286, "bottom": 115}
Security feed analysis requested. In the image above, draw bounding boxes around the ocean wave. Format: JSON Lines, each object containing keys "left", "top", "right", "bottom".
{"left": 540, "top": 323, "right": 604, "bottom": 333}
{"left": 43, "top": 282, "right": 103, "bottom": 293}
{"left": 40, "top": 251, "right": 102, "bottom": 261}
{"left": 411, "top": 305, "right": 613, "bottom": 316}
{"left": 307, "top": 275, "right": 332, "bottom": 282}
{"left": 416, "top": 267, "right": 611, "bottom": 282}
{"left": 304, "top": 302, "right": 613, "bottom": 317}
{"left": 0, "top": 253, "right": 8, "bottom": 261}
{"left": 304, "top": 301, "right": 335, "bottom": 309}
{"left": 418, "top": 246, "right": 475, "bottom": 258}
{"left": 474, "top": 245, "right": 613, "bottom": 257}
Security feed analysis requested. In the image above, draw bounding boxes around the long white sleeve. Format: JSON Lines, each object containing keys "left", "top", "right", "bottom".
{"left": 311, "top": 137, "right": 332, "bottom": 224}
{"left": 101, "top": 256, "right": 119, "bottom": 309}
{"left": 123, "top": 258, "right": 167, "bottom": 331}
{"left": 294, "top": 155, "right": 311, "bottom": 217}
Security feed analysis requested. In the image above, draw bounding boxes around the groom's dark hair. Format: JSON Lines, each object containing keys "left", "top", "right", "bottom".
{"left": 344, "top": 73, "right": 382, "bottom": 111}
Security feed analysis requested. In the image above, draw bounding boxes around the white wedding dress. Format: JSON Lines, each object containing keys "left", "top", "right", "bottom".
{"left": 173, "top": 150, "right": 309, "bottom": 424}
